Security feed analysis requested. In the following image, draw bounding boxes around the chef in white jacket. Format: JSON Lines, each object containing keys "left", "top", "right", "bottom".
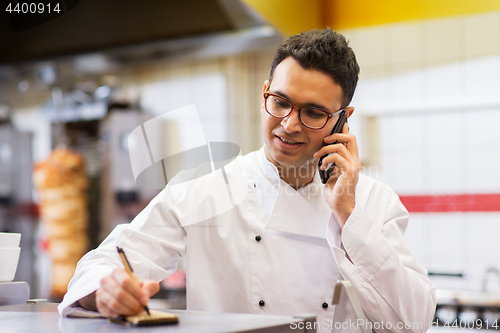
{"left": 59, "top": 28, "right": 436, "bottom": 332}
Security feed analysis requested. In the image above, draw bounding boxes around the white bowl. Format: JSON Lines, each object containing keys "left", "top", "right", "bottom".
{"left": 0, "top": 247, "right": 21, "bottom": 282}
{"left": 0, "top": 233, "right": 21, "bottom": 247}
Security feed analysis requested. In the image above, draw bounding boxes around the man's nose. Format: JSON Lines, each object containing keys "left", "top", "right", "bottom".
{"left": 281, "top": 109, "right": 303, "bottom": 132}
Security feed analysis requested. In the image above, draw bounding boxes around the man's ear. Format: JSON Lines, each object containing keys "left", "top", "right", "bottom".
{"left": 345, "top": 106, "right": 355, "bottom": 118}
{"left": 261, "top": 80, "right": 270, "bottom": 106}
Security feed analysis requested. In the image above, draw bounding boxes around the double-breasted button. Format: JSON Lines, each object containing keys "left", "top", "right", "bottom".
{"left": 255, "top": 235, "right": 261, "bottom": 242}
{"left": 259, "top": 300, "right": 265, "bottom": 306}
{"left": 322, "top": 302, "right": 328, "bottom": 309}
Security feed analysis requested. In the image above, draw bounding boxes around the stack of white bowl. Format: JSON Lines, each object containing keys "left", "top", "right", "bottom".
{"left": 0, "top": 232, "right": 21, "bottom": 282}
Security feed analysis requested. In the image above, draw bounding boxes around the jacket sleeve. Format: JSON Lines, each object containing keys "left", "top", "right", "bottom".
{"left": 326, "top": 178, "right": 436, "bottom": 333}
{"left": 57, "top": 186, "right": 186, "bottom": 316}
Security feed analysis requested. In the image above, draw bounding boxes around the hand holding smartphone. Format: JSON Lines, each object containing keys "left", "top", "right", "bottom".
{"left": 318, "top": 110, "right": 348, "bottom": 184}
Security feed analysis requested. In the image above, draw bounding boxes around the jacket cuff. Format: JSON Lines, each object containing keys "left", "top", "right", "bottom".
{"left": 57, "top": 266, "right": 113, "bottom": 316}
{"left": 327, "top": 205, "right": 392, "bottom": 278}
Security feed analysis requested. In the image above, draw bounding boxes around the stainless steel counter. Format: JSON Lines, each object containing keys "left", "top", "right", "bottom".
{"left": 0, "top": 303, "right": 315, "bottom": 333}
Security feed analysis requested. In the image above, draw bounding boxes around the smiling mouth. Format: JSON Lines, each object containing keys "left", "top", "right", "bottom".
{"left": 276, "top": 135, "right": 303, "bottom": 145}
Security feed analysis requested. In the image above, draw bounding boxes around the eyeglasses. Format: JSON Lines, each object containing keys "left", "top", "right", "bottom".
{"left": 263, "top": 92, "right": 344, "bottom": 129}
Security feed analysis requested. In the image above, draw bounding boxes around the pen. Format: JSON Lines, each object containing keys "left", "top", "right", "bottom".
{"left": 116, "top": 246, "right": 151, "bottom": 316}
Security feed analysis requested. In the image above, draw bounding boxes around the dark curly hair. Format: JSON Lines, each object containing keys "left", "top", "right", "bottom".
{"left": 269, "top": 28, "right": 360, "bottom": 107}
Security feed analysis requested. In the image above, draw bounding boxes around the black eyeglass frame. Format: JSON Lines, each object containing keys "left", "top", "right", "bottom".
{"left": 263, "top": 92, "right": 345, "bottom": 130}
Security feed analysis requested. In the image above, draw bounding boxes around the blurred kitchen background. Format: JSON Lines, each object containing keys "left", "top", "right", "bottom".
{"left": 2, "top": 0, "right": 500, "bottom": 325}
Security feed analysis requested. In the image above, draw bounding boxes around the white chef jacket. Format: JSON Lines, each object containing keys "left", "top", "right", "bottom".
{"left": 59, "top": 147, "right": 436, "bottom": 333}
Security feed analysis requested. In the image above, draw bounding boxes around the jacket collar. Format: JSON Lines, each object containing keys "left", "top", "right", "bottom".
{"left": 257, "top": 147, "right": 332, "bottom": 239}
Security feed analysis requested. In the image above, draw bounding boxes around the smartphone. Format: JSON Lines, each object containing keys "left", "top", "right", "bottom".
{"left": 318, "top": 110, "right": 348, "bottom": 184}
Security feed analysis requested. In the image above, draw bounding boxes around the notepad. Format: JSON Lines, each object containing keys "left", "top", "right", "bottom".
{"left": 110, "top": 309, "right": 179, "bottom": 326}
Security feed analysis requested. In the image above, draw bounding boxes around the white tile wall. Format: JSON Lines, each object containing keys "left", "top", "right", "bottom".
{"left": 404, "top": 213, "right": 427, "bottom": 261}
{"left": 428, "top": 151, "right": 464, "bottom": 194}
{"left": 428, "top": 112, "right": 462, "bottom": 153}
{"left": 464, "top": 108, "right": 500, "bottom": 148}
{"left": 351, "top": 76, "right": 388, "bottom": 110}
{"left": 377, "top": 117, "right": 393, "bottom": 155}
{"left": 390, "top": 151, "right": 427, "bottom": 194}
{"left": 359, "top": 64, "right": 389, "bottom": 80}
{"left": 357, "top": 56, "right": 500, "bottom": 115}
{"left": 377, "top": 151, "right": 394, "bottom": 186}
{"left": 464, "top": 213, "right": 500, "bottom": 260}
{"left": 464, "top": 12, "right": 500, "bottom": 58}
{"left": 355, "top": 26, "right": 388, "bottom": 67}
{"left": 345, "top": 110, "right": 366, "bottom": 162}
{"left": 426, "top": 63, "right": 464, "bottom": 107}
{"left": 389, "top": 23, "right": 423, "bottom": 64}
{"left": 340, "top": 28, "right": 359, "bottom": 58}
{"left": 390, "top": 115, "right": 425, "bottom": 152}
{"left": 426, "top": 257, "right": 465, "bottom": 274}
{"left": 424, "top": 17, "right": 462, "bottom": 63}
{"left": 463, "top": 213, "right": 500, "bottom": 291}
{"left": 428, "top": 213, "right": 464, "bottom": 259}
{"left": 465, "top": 148, "right": 500, "bottom": 193}
{"left": 388, "top": 70, "right": 425, "bottom": 109}
{"left": 464, "top": 56, "right": 500, "bottom": 105}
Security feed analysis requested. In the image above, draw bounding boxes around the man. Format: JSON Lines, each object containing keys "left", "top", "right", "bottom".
{"left": 59, "top": 28, "right": 436, "bottom": 332}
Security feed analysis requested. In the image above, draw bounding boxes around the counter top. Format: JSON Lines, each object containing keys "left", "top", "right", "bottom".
{"left": 0, "top": 303, "right": 315, "bottom": 333}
